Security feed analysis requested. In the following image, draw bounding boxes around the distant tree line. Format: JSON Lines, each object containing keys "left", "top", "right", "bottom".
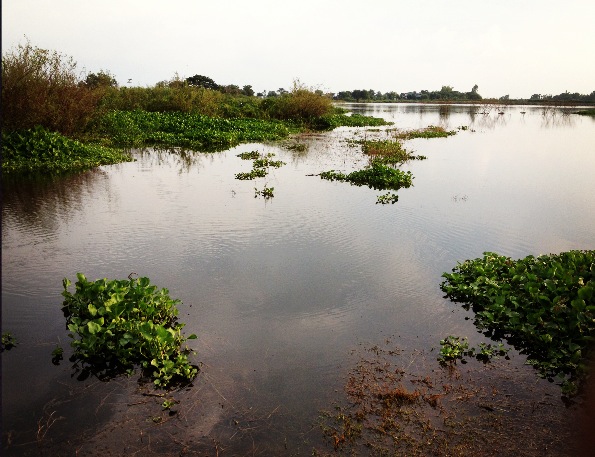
{"left": 527, "top": 91, "right": 595, "bottom": 103}
{"left": 82, "top": 69, "right": 595, "bottom": 105}
{"left": 334, "top": 85, "right": 482, "bottom": 102}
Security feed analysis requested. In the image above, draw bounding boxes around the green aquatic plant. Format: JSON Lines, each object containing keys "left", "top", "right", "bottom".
{"left": 98, "top": 110, "right": 292, "bottom": 150}
{"left": 235, "top": 152, "right": 285, "bottom": 180}
{"left": 2, "top": 126, "right": 132, "bottom": 174}
{"left": 61, "top": 273, "right": 198, "bottom": 387}
{"left": 236, "top": 150, "right": 261, "bottom": 160}
{"left": 51, "top": 346, "right": 64, "bottom": 365}
{"left": 235, "top": 168, "right": 268, "bottom": 180}
{"left": 437, "top": 336, "right": 470, "bottom": 364}
{"left": 254, "top": 186, "right": 275, "bottom": 199}
{"left": 1, "top": 332, "right": 17, "bottom": 351}
{"left": 437, "top": 336, "right": 509, "bottom": 365}
{"left": 376, "top": 193, "right": 399, "bottom": 204}
{"left": 441, "top": 250, "right": 595, "bottom": 396}
{"left": 320, "top": 163, "right": 413, "bottom": 191}
{"left": 394, "top": 125, "right": 457, "bottom": 140}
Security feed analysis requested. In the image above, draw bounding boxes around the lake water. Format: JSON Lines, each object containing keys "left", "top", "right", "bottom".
{"left": 2, "top": 104, "right": 594, "bottom": 455}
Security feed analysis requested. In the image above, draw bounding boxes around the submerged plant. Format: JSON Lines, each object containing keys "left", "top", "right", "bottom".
{"left": 61, "top": 274, "right": 198, "bottom": 387}
{"left": 441, "top": 250, "right": 595, "bottom": 396}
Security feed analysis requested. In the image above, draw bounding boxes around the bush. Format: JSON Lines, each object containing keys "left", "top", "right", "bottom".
{"left": 264, "top": 81, "right": 334, "bottom": 121}
{"left": 1, "top": 40, "right": 101, "bottom": 135}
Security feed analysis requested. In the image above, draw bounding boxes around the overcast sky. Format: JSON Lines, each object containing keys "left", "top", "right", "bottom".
{"left": 3, "top": 0, "right": 594, "bottom": 98}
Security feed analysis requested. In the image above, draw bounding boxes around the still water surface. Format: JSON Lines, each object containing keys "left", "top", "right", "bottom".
{"left": 2, "top": 104, "right": 594, "bottom": 454}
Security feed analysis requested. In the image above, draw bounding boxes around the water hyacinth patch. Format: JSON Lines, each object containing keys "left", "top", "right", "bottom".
{"left": 61, "top": 274, "right": 198, "bottom": 387}
{"left": 320, "top": 163, "right": 413, "bottom": 191}
{"left": 2, "top": 126, "right": 132, "bottom": 174}
{"left": 441, "top": 250, "right": 595, "bottom": 396}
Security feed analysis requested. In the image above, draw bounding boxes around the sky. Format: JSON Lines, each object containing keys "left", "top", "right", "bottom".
{"left": 3, "top": 0, "right": 594, "bottom": 99}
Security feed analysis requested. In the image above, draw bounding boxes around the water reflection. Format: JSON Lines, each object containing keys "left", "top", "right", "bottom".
{"left": 2, "top": 103, "right": 595, "bottom": 455}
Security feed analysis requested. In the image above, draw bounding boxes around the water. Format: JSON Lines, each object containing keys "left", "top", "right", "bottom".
{"left": 2, "top": 104, "right": 594, "bottom": 455}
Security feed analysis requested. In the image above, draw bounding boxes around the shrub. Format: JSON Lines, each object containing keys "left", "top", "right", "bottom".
{"left": 264, "top": 80, "right": 334, "bottom": 121}
{"left": 1, "top": 39, "right": 101, "bottom": 134}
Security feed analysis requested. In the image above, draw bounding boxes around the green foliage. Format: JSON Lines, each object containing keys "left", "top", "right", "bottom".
{"left": 255, "top": 186, "right": 275, "bottom": 199}
{"left": 61, "top": 274, "right": 198, "bottom": 387}
{"left": 82, "top": 70, "right": 118, "bottom": 89}
{"left": 312, "top": 113, "right": 391, "bottom": 130}
{"left": 185, "top": 74, "right": 219, "bottom": 90}
{"left": 376, "top": 193, "right": 399, "bottom": 204}
{"left": 235, "top": 152, "right": 285, "bottom": 181}
{"left": 437, "top": 336, "right": 509, "bottom": 365}
{"left": 51, "top": 346, "right": 64, "bottom": 364}
{"left": 235, "top": 168, "right": 268, "bottom": 180}
{"left": 394, "top": 125, "right": 457, "bottom": 140}
{"left": 262, "top": 81, "right": 334, "bottom": 121}
{"left": 2, "top": 126, "right": 132, "bottom": 174}
{"left": 1, "top": 332, "right": 18, "bottom": 351}
{"left": 441, "top": 250, "right": 595, "bottom": 395}
{"left": 320, "top": 163, "right": 413, "bottom": 191}
{"left": 437, "top": 336, "right": 470, "bottom": 364}
{"left": 97, "top": 110, "right": 291, "bottom": 150}
{"left": 575, "top": 109, "right": 595, "bottom": 116}
{"left": 236, "top": 151, "right": 261, "bottom": 160}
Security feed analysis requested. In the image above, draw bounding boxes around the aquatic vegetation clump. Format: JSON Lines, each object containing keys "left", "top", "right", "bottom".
{"left": 235, "top": 152, "right": 286, "bottom": 181}
{"left": 1, "top": 332, "right": 17, "bottom": 351}
{"left": 254, "top": 186, "right": 274, "bottom": 199}
{"left": 312, "top": 113, "right": 392, "bottom": 130}
{"left": 320, "top": 163, "right": 413, "bottom": 191}
{"left": 441, "top": 250, "right": 595, "bottom": 395}
{"left": 98, "top": 110, "right": 292, "bottom": 150}
{"left": 394, "top": 125, "right": 457, "bottom": 140}
{"left": 61, "top": 274, "right": 198, "bottom": 387}
{"left": 359, "top": 139, "right": 425, "bottom": 165}
{"left": 575, "top": 109, "right": 595, "bottom": 116}
{"left": 437, "top": 336, "right": 509, "bottom": 365}
{"left": 376, "top": 192, "right": 399, "bottom": 204}
{"left": 1, "top": 126, "right": 132, "bottom": 174}
{"left": 235, "top": 168, "right": 268, "bottom": 180}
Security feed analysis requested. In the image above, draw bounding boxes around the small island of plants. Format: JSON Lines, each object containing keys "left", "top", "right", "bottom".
{"left": 440, "top": 250, "right": 595, "bottom": 396}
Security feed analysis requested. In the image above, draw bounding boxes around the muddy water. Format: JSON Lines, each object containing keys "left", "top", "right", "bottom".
{"left": 2, "top": 104, "right": 594, "bottom": 455}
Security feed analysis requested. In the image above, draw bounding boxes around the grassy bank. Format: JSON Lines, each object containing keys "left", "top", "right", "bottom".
{"left": 2, "top": 41, "right": 389, "bottom": 175}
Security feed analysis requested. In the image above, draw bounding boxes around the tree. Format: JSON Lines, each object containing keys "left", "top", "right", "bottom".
{"left": 83, "top": 70, "right": 118, "bottom": 88}
{"left": 186, "top": 74, "right": 219, "bottom": 90}
{"left": 242, "top": 85, "right": 254, "bottom": 96}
